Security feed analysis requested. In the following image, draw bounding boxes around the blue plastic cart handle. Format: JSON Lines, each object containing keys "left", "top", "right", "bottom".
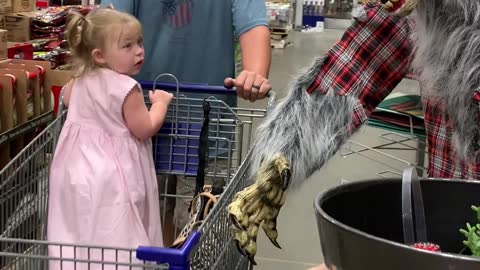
{"left": 139, "top": 80, "right": 237, "bottom": 95}
{"left": 136, "top": 231, "right": 201, "bottom": 270}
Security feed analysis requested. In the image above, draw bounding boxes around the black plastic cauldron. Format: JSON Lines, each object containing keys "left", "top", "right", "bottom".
{"left": 315, "top": 168, "right": 480, "bottom": 270}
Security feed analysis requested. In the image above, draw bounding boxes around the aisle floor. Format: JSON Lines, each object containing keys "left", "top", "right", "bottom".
{"left": 238, "top": 30, "right": 421, "bottom": 270}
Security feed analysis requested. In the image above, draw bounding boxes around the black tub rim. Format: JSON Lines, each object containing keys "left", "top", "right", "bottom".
{"left": 314, "top": 177, "right": 480, "bottom": 263}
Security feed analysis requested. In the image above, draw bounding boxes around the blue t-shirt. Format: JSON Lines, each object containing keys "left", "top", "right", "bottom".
{"left": 100, "top": 0, "right": 268, "bottom": 106}
{"left": 100, "top": 0, "right": 268, "bottom": 160}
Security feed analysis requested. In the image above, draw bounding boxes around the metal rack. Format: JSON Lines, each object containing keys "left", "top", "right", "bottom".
{"left": 340, "top": 77, "right": 428, "bottom": 182}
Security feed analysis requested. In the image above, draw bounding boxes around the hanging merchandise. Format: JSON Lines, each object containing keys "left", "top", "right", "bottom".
{"left": 24, "top": 5, "right": 96, "bottom": 69}
{"left": 31, "top": 5, "right": 95, "bottom": 40}
{"left": 301, "top": 0, "right": 324, "bottom": 32}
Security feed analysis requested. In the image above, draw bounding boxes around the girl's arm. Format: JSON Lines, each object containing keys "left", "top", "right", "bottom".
{"left": 122, "top": 87, "right": 173, "bottom": 140}
{"left": 62, "top": 80, "right": 74, "bottom": 107}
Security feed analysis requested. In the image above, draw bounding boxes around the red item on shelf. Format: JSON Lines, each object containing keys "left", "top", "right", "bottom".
{"left": 411, "top": 242, "right": 441, "bottom": 252}
{"left": 8, "top": 43, "right": 34, "bottom": 60}
{"left": 36, "top": 0, "right": 49, "bottom": 9}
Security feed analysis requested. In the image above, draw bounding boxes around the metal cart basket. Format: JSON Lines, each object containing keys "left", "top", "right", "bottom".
{"left": 0, "top": 77, "right": 275, "bottom": 270}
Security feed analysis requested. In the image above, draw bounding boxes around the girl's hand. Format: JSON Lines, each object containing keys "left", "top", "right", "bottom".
{"left": 123, "top": 86, "right": 173, "bottom": 140}
{"left": 149, "top": 90, "right": 173, "bottom": 106}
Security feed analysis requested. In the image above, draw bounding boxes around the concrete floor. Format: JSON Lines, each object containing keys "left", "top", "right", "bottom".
{"left": 238, "top": 30, "right": 423, "bottom": 269}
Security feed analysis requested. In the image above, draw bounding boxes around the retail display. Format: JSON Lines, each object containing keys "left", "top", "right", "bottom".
{"left": 0, "top": 59, "right": 68, "bottom": 169}
{"left": 29, "top": 5, "right": 95, "bottom": 68}
{"left": 267, "top": 2, "right": 292, "bottom": 28}
{"left": 31, "top": 5, "right": 93, "bottom": 39}
{"left": 302, "top": 1, "right": 324, "bottom": 32}
{"left": 267, "top": 1, "right": 294, "bottom": 48}
{"left": 0, "top": 3, "right": 97, "bottom": 170}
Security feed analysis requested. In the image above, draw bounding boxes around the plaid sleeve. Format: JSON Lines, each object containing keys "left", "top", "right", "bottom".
{"left": 307, "top": 2, "right": 413, "bottom": 129}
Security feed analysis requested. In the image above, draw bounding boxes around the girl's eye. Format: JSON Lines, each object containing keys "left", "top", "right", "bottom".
{"left": 124, "top": 43, "right": 132, "bottom": 49}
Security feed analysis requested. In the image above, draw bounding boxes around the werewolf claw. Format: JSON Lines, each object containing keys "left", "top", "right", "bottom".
{"left": 235, "top": 240, "right": 247, "bottom": 256}
{"left": 227, "top": 153, "right": 290, "bottom": 264}
{"left": 230, "top": 215, "right": 244, "bottom": 230}
{"left": 270, "top": 238, "right": 282, "bottom": 249}
{"left": 281, "top": 169, "right": 291, "bottom": 191}
{"left": 248, "top": 255, "right": 257, "bottom": 266}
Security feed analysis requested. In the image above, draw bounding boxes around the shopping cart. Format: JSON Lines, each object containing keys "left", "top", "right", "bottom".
{"left": 0, "top": 75, "right": 276, "bottom": 270}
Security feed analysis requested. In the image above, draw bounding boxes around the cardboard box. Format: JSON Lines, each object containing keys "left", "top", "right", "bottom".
{"left": 0, "top": 30, "right": 7, "bottom": 60}
{"left": 0, "top": 15, "right": 5, "bottom": 29}
{"left": 4, "top": 11, "right": 38, "bottom": 42}
{"left": 0, "top": 59, "right": 73, "bottom": 114}
{"left": 13, "top": 0, "right": 35, "bottom": 12}
{"left": 0, "top": 0, "right": 12, "bottom": 14}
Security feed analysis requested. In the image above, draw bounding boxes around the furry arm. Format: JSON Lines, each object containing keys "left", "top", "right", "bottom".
{"left": 248, "top": 3, "right": 413, "bottom": 188}
{"left": 226, "top": 3, "right": 414, "bottom": 262}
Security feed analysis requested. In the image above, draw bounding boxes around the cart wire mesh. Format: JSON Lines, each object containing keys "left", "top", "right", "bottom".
{"left": 0, "top": 79, "right": 275, "bottom": 269}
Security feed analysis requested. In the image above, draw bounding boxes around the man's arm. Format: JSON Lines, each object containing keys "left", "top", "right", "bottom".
{"left": 224, "top": 0, "right": 272, "bottom": 102}
{"left": 239, "top": 25, "right": 271, "bottom": 79}
{"left": 226, "top": 25, "right": 271, "bottom": 102}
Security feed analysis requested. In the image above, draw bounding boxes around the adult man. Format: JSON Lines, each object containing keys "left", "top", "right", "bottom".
{"left": 100, "top": 0, "right": 272, "bottom": 245}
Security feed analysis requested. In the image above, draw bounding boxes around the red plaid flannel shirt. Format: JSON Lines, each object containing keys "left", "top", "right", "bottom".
{"left": 307, "top": 3, "right": 480, "bottom": 179}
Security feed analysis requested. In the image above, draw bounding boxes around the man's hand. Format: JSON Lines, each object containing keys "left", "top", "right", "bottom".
{"left": 224, "top": 70, "right": 271, "bottom": 102}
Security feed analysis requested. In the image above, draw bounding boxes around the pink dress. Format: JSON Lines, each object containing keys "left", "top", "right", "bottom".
{"left": 47, "top": 68, "right": 163, "bottom": 269}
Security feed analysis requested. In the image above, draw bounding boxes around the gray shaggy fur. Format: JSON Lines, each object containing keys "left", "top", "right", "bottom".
{"left": 247, "top": 0, "right": 480, "bottom": 187}
{"left": 411, "top": 0, "right": 480, "bottom": 161}
{"left": 248, "top": 57, "right": 357, "bottom": 188}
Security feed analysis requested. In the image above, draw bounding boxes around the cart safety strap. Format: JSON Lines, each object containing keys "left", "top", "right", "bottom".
{"left": 195, "top": 99, "right": 210, "bottom": 195}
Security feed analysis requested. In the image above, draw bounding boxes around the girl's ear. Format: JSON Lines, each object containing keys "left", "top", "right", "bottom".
{"left": 92, "top": 48, "right": 107, "bottom": 65}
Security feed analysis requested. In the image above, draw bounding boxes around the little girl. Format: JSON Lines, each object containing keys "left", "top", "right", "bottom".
{"left": 47, "top": 8, "right": 173, "bottom": 268}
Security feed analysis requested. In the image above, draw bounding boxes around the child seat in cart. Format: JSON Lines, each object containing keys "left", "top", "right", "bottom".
{"left": 0, "top": 74, "right": 276, "bottom": 270}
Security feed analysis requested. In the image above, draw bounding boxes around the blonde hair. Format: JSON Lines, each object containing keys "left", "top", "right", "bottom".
{"left": 65, "top": 8, "right": 142, "bottom": 77}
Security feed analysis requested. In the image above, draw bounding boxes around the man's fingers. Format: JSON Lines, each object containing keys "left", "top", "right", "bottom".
{"left": 227, "top": 71, "right": 271, "bottom": 101}
{"left": 224, "top": 77, "right": 235, "bottom": 88}
{"left": 250, "top": 76, "right": 266, "bottom": 102}
{"left": 235, "top": 72, "right": 247, "bottom": 99}
{"left": 243, "top": 73, "right": 256, "bottom": 101}
{"left": 258, "top": 80, "right": 271, "bottom": 100}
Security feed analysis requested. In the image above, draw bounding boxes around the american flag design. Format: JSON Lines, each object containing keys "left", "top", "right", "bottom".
{"left": 162, "top": 0, "right": 193, "bottom": 28}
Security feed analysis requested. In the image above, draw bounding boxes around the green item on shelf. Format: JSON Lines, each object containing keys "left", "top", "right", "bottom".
{"left": 460, "top": 205, "right": 480, "bottom": 257}
{"left": 368, "top": 93, "right": 426, "bottom": 138}
{"left": 234, "top": 40, "right": 242, "bottom": 76}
